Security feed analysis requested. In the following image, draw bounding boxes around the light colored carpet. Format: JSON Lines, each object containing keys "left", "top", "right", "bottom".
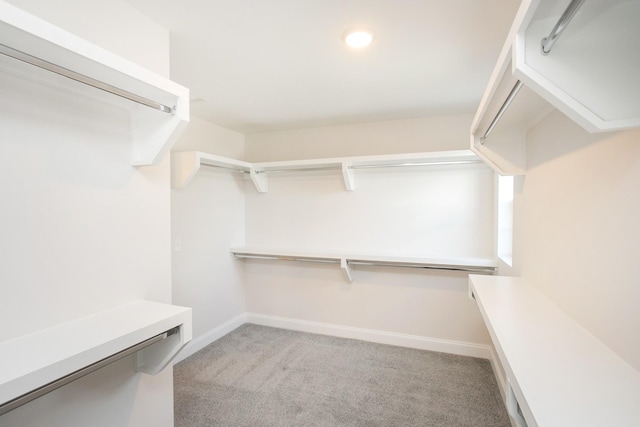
{"left": 174, "top": 324, "right": 510, "bottom": 426}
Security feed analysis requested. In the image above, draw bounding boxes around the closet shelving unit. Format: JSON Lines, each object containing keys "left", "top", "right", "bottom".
{"left": 232, "top": 248, "right": 497, "bottom": 283}
{"left": 0, "top": 0, "right": 189, "bottom": 166}
{"left": 469, "top": 275, "right": 640, "bottom": 427}
{"left": 171, "top": 149, "right": 483, "bottom": 192}
{"left": 173, "top": 150, "right": 495, "bottom": 280}
{"left": 471, "top": 0, "right": 640, "bottom": 175}
{"left": 0, "top": 301, "right": 192, "bottom": 416}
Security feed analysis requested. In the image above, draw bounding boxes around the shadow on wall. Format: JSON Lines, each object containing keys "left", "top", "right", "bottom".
{"left": 525, "top": 110, "right": 619, "bottom": 169}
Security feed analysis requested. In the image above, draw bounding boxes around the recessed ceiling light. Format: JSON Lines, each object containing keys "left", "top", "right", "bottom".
{"left": 343, "top": 30, "right": 374, "bottom": 49}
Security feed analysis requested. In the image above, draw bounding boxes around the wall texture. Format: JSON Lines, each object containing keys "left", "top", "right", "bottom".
{"left": 171, "top": 117, "right": 246, "bottom": 347}
{"left": 513, "top": 110, "right": 640, "bottom": 371}
{"left": 245, "top": 114, "right": 473, "bottom": 161}
{"left": 0, "top": 2, "right": 175, "bottom": 426}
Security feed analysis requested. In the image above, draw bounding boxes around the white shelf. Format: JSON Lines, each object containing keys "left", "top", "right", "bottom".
{"left": 0, "top": 300, "right": 192, "bottom": 410}
{"left": 171, "top": 149, "right": 483, "bottom": 192}
{"left": 0, "top": 1, "right": 189, "bottom": 166}
{"left": 470, "top": 0, "right": 553, "bottom": 176}
{"left": 515, "top": 0, "right": 640, "bottom": 133}
{"left": 469, "top": 275, "right": 640, "bottom": 427}
{"left": 232, "top": 247, "right": 496, "bottom": 282}
{"left": 471, "top": 0, "right": 640, "bottom": 175}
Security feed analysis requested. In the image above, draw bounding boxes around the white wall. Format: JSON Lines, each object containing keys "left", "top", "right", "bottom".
{"left": 0, "top": 2, "right": 175, "bottom": 426}
{"left": 245, "top": 114, "right": 473, "bottom": 161}
{"left": 170, "top": 117, "right": 246, "bottom": 354}
{"left": 511, "top": 110, "right": 640, "bottom": 371}
{"left": 242, "top": 115, "right": 495, "bottom": 354}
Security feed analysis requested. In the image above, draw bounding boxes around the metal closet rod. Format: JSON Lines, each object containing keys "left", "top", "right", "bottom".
{"left": 233, "top": 253, "right": 341, "bottom": 264}
{"left": 0, "top": 326, "right": 180, "bottom": 416}
{"left": 0, "top": 44, "right": 174, "bottom": 114}
{"left": 480, "top": 80, "right": 524, "bottom": 144}
{"left": 201, "top": 159, "right": 481, "bottom": 174}
{"left": 541, "top": 0, "right": 586, "bottom": 55}
{"left": 232, "top": 253, "right": 496, "bottom": 274}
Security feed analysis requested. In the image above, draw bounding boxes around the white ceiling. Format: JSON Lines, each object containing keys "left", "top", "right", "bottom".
{"left": 125, "top": 0, "right": 520, "bottom": 134}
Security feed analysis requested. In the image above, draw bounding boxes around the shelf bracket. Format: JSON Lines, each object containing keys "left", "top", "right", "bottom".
{"left": 250, "top": 169, "right": 268, "bottom": 193}
{"left": 342, "top": 162, "right": 355, "bottom": 191}
{"left": 341, "top": 258, "right": 354, "bottom": 283}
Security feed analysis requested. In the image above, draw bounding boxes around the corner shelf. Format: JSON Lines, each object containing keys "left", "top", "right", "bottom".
{"left": 470, "top": 0, "right": 553, "bottom": 176}
{"left": 469, "top": 275, "right": 640, "bottom": 427}
{"left": 171, "top": 149, "right": 483, "bottom": 192}
{"left": 0, "top": 1, "right": 189, "bottom": 166}
{"left": 0, "top": 300, "right": 192, "bottom": 415}
{"left": 471, "top": 0, "right": 640, "bottom": 176}
{"left": 232, "top": 247, "right": 497, "bottom": 283}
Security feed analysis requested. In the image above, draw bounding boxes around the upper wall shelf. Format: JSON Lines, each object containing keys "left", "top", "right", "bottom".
{"left": 0, "top": 1, "right": 189, "bottom": 166}
{"left": 469, "top": 275, "right": 640, "bottom": 427}
{"left": 0, "top": 300, "right": 192, "bottom": 416}
{"left": 171, "top": 150, "right": 484, "bottom": 192}
{"left": 471, "top": 0, "right": 640, "bottom": 175}
{"left": 515, "top": 0, "right": 640, "bottom": 133}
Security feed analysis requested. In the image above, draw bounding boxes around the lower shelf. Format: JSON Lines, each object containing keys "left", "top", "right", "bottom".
{"left": 231, "top": 247, "right": 497, "bottom": 282}
{"left": 0, "top": 300, "right": 192, "bottom": 415}
{"left": 469, "top": 275, "right": 640, "bottom": 427}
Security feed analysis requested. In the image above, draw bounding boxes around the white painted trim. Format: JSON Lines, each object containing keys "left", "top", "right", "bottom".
{"left": 488, "top": 344, "right": 508, "bottom": 404}
{"left": 172, "top": 313, "right": 246, "bottom": 364}
{"left": 245, "top": 313, "right": 491, "bottom": 359}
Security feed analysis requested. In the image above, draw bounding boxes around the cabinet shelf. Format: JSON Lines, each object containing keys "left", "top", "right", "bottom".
{"left": 0, "top": 1, "right": 189, "bottom": 166}
{"left": 0, "top": 300, "right": 192, "bottom": 415}
{"left": 471, "top": 0, "right": 640, "bottom": 176}
{"left": 232, "top": 247, "right": 496, "bottom": 282}
{"left": 171, "top": 150, "right": 483, "bottom": 192}
{"left": 469, "top": 275, "right": 640, "bottom": 427}
{"left": 515, "top": 0, "right": 640, "bottom": 133}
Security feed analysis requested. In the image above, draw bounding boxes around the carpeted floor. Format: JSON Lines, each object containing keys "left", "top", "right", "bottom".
{"left": 174, "top": 324, "right": 510, "bottom": 427}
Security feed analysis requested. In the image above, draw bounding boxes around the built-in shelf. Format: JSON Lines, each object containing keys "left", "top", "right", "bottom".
{"left": 469, "top": 275, "right": 640, "bottom": 427}
{"left": 515, "top": 0, "right": 640, "bottom": 133}
{"left": 171, "top": 150, "right": 483, "bottom": 192}
{"left": 232, "top": 247, "right": 496, "bottom": 282}
{"left": 0, "top": 1, "right": 189, "bottom": 166}
{"left": 0, "top": 300, "right": 192, "bottom": 415}
{"left": 471, "top": 0, "right": 640, "bottom": 176}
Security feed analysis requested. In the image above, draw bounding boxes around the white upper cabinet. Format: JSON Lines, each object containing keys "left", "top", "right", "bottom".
{"left": 472, "top": 0, "right": 640, "bottom": 175}
{"left": 515, "top": 0, "right": 640, "bottom": 133}
{"left": 0, "top": 0, "right": 189, "bottom": 166}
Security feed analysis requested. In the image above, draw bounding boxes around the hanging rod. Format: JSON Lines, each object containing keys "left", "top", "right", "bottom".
{"left": 0, "top": 326, "right": 180, "bottom": 416}
{"left": 232, "top": 252, "right": 496, "bottom": 274}
{"left": 232, "top": 253, "right": 341, "bottom": 264}
{"left": 541, "top": 0, "right": 586, "bottom": 55}
{"left": 201, "top": 163, "right": 250, "bottom": 173}
{"left": 348, "top": 260, "right": 496, "bottom": 274}
{"left": 0, "top": 43, "right": 175, "bottom": 114}
{"left": 202, "top": 160, "right": 480, "bottom": 175}
{"left": 480, "top": 80, "right": 524, "bottom": 144}
{"left": 350, "top": 159, "right": 482, "bottom": 169}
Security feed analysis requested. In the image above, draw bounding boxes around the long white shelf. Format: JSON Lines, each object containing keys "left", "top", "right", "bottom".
{"left": 469, "top": 275, "right": 640, "bottom": 427}
{"left": 232, "top": 247, "right": 496, "bottom": 282}
{"left": 0, "top": 300, "right": 192, "bottom": 414}
{"left": 171, "top": 150, "right": 483, "bottom": 192}
{"left": 0, "top": 1, "right": 189, "bottom": 166}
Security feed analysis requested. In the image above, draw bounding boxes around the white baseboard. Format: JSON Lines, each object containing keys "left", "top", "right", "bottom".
{"left": 173, "top": 313, "right": 246, "bottom": 364}
{"left": 245, "top": 313, "right": 491, "bottom": 359}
